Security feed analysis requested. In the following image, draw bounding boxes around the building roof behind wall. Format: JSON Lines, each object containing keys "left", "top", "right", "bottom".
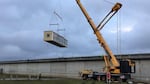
{"left": 0, "top": 53, "right": 150, "bottom": 64}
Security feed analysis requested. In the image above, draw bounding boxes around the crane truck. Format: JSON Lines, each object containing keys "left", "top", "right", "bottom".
{"left": 76, "top": 0, "right": 135, "bottom": 82}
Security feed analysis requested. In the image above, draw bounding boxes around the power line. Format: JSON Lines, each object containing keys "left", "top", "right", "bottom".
{"left": 117, "top": 8, "right": 122, "bottom": 56}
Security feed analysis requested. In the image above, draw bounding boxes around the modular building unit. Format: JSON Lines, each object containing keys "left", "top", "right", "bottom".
{"left": 44, "top": 31, "right": 67, "bottom": 47}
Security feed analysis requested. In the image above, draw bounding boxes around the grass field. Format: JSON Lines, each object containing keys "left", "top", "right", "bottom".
{"left": 0, "top": 74, "right": 129, "bottom": 84}
{"left": 0, "top": 74, "right": 148, "bottom": 84}
{"left": 0, "top": 79, "right": 128, "bottom": 84}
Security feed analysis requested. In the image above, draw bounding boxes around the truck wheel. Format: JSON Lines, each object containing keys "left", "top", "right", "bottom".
{"left": 97, "top": 76, "right": 100, "bottom": 81}
{"left": 101, "top": 76, "right": 106, "bottom": 81}
{"left": 82, "top": 74, "right": 88, "bottom": 80}
{"left": 117, "top": 77, "right": 122, "bottom": 82}
{"left": 111, "top": 77, "right": 115, "bottom": 82}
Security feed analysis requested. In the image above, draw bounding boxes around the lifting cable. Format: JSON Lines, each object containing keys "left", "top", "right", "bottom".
{"left": 56, "top": 0, "right": 66, "bottom": 37}
{"left": 103, "top": 0, "right": 114, "bottom": 5}
{"left": 117, "top": 8, "right": 122, "bottom": 57}
{"left": 103, "top": 0, "right": 122, "bottom": 56}
{"left": 49, "top": 0, "right": 66, "bottom": 36}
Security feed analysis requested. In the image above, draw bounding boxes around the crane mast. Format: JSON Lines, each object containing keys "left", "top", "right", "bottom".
{"left": 76, "top": 0, "right": 122, "bottom": 73}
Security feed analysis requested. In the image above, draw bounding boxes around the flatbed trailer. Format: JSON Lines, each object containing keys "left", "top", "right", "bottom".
{"left": 81, "top": 71, "right": 131, "bottom": 82}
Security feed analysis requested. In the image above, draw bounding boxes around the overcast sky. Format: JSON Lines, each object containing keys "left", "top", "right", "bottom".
{"left": 0, "top": 0, "right": 150, "bottom": 61}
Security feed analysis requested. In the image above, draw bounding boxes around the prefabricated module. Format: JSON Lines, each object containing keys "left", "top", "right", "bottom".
{"left": 44, "top": 31, "right": 67, "bottom": 47}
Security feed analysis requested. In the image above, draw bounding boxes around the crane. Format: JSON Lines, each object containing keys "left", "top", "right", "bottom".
{"left": 76, "top": 0, "right": 135, "bottom": 81}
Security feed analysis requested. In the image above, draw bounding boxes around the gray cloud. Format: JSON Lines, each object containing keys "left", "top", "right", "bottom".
{"left": 0, "top": 0, "right": 150, "bottom": 61}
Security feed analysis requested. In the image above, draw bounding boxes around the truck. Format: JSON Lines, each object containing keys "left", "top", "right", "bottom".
{"left": 79, "top": 70, "right": 106, "bottom": 81}
{"left": 76, "top": 0, "right": 136, "bottom": 82}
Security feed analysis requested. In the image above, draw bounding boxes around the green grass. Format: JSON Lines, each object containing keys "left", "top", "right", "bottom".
{"left": 0, "top": 79, "right": 101, "bottom": 84}
{"left": 0, "top": 74, "right": 128, "bottom": 84}
{"left": 0, "top": 79, "right": 128, "bottom": 84}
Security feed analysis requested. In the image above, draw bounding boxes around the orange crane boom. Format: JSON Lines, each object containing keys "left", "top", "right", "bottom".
{"left": 76, "top": 0, "right": 136, "bottom": 81}
{"left": 76, "top": 0, "right": 122, "bottom": 72}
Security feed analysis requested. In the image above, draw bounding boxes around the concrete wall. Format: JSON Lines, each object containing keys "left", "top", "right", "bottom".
{"left": 0, "top": 61, "right": 104, "bottom": 78}
{"left": 133, "top": 60, "right": 150, "bottom": 81}
{"left": 0, "top": 56, "right": 150, "bottom": 82}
